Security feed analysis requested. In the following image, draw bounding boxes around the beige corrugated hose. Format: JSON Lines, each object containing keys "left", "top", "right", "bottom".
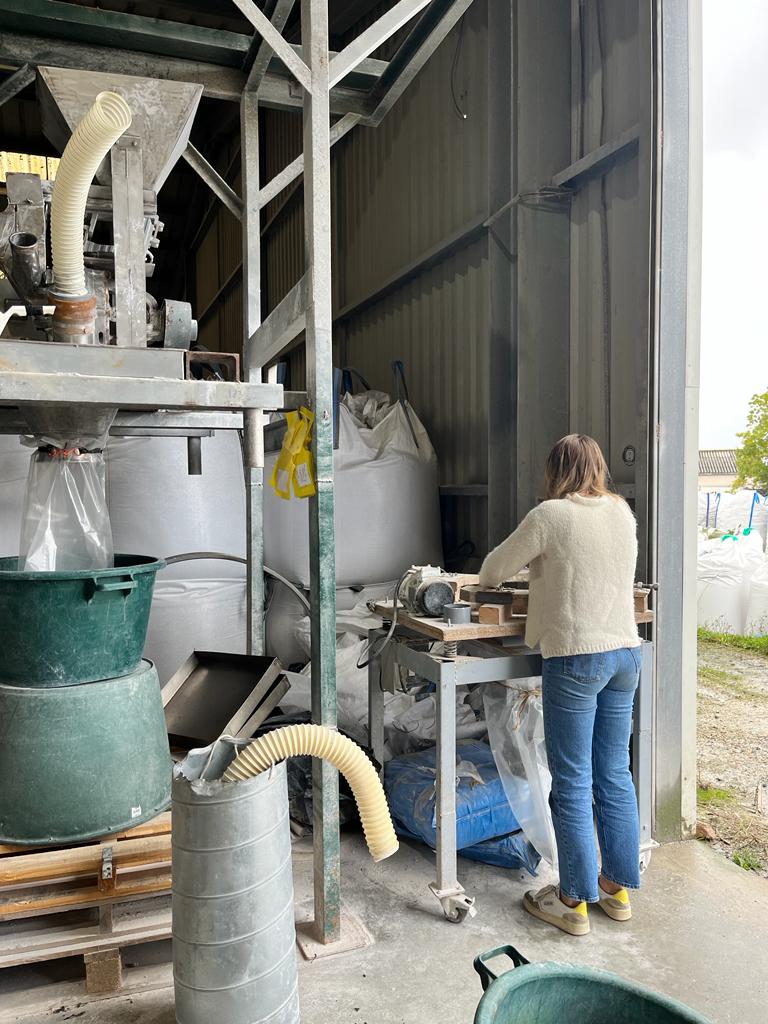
{"left": 223, "top": 724, "right": 399, "bottom": 863}
{"left": 51, "top": 91, "right": 132, "bottom": 297}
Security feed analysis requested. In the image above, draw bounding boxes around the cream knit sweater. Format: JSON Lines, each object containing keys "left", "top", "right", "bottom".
{"left": 479, "top": 493, "right": 640, "bottom": 659}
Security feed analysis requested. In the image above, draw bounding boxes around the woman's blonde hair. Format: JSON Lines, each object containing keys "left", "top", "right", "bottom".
{"left": 544, "top": 434, "right": 615, "bottom": 500}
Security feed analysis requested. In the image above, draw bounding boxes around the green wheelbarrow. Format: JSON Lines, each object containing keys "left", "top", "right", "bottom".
{"left": 473, "top": 946, "right": 713, "bottom": 1024}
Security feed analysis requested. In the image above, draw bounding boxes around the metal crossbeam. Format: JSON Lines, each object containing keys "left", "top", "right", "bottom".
{"left": 245, "top": 0, "right": 296, "bottom": 93}
{"left": 550, "top": 124, "right": 640, "bottom": 188}
{"left": 0, "top": 0, "right": 251, "bottom": 66}
{"left": 249, "top": 274, "right": 308, "bottom": 366}
{"left": 182, "top": 143, "right": 244, "bottom": 220}
{"left": 258, "top": 113, "right": 360, "bottom": 208}
{"left": 231, "top": 0, "right": 311, "bottom": 93}
{"left": 366, "top": 0, "right": 474, "bottom": 125}
{"left": 0, "top": 373, "right": 282, "bottom": 412}
{"left": 0, "top": 32, "right": 384, "bottom": 111}
{"left": 329, "top": 0, "right": 433, "bottom": 88}
{"left": 0, "top": 64, "right": 35, "bottom": 108}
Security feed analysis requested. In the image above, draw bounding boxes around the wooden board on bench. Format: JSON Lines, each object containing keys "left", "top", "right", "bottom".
{"left": 373, "top": 601, "right": 527, "bottom": 641}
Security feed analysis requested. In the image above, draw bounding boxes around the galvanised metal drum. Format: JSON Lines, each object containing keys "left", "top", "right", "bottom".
{"left": 172, "top": 741, "right": 300, "bottom": 1024}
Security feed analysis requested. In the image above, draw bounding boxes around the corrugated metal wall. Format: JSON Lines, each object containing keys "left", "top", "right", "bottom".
{"left": 193, "top": 0, "right": 651, "bottom": 567}
{"left": 194, "top": 137, "right": 244, "bottom": 358}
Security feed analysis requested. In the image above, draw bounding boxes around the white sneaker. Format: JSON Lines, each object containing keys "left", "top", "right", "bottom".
{"left": 523, "top": 884, "right": 590, "bottom": 936}
{"left": 597, "top": 881, "right": 632, "bottom": 921}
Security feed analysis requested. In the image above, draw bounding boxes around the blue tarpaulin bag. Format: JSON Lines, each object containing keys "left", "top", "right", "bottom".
{"left": 460, "top": 831, "right": 540, "bottom": 875}
{"left": 384, "top": 740, "right": 521, "bottom": 850}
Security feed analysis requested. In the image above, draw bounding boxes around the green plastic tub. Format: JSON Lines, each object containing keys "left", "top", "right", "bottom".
{"left": 0, "top": 553, "right": 164, "bottom": 686}
{"left": 0, "top": 660, "right": 171, "bottom": 845}
{"left": 473, "top": 946, "right": 713, "bottom": 1024}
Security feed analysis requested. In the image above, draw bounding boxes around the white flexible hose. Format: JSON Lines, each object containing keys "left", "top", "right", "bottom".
{"left": 224, "top": 724, "right": 399, "bottom": 863}
{"left": 51, "top": 91, "right": 132, "bottom": 297}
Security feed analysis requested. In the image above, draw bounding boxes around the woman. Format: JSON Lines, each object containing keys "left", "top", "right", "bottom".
{"left": 479, "top": 434, "right": 641, "bottom": 937}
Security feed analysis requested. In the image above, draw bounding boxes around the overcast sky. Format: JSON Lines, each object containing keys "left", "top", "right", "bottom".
{"left": 700, "top": 1, "right": 768, "bottom": 448}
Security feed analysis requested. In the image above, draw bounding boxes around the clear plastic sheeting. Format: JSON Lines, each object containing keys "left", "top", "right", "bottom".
{"left": 483, "top": 679, "right": 558, "bottom": 868}
{"left": 19, "top": 450, "right": 113, "bottom": 572}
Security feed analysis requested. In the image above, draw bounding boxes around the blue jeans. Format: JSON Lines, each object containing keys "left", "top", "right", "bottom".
{"left": 542, "top": 648, "right": 641, "bottom": 902}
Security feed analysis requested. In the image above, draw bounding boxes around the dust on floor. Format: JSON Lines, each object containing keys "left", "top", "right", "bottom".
{"left": 697, "top": 638, "right": 768, "bottom": 877}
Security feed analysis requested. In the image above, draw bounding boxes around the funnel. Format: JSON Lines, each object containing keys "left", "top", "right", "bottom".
{"left": 38, "top": 67, "right": 203, "bottom": 193}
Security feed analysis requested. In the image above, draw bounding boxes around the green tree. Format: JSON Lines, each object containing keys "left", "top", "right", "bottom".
{"left": 735, "top": 391, "right": 768, "bottom": 493}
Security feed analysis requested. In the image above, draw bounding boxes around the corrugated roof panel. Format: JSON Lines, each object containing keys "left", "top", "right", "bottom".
{"left": 699, "top": 450, "right": 737, "bottom": 476}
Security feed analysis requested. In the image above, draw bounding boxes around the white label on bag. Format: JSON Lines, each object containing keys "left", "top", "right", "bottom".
{"left": 277, "top": 469, "right": 290, "bottom": 492}
{"left": 295, "top": 462, "right": 311, "bottom": 487}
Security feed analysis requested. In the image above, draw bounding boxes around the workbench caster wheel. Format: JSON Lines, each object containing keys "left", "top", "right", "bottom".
{"left": 430, "top": 882, "right": 477, "bottom": 923}
{"left": 437, "top": 893, "right": 477, "bottom": 923}
{"left": 444, "top": 904, "right": 471, "bottom": 924}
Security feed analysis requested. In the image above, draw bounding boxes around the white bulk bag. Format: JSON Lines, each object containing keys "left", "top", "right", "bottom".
{"left": 697, "top": 533, "right": 764, "bottom": 634}
{"left": 265, "top": 579, "right": 396, "bottom": 667}
{"left": 698, "top": 491, "right": 722, "bottom": 531}
{"left": 106, "top": 433, "right": 245, "bottom": 577}
{"left": 264, "top": 396, "right": 443, "bottom": 587}
{"left": 143, "top": 576, "right": 246, "bottom": 684}
{"left": 745, "top": 561, "right": 768, "bottom": 637}
{"left": 0, "top": 434, "right": 33, "bottom": 557}
{"left": 700, "top": 490, "right": 768, "bottom": 548}
{"left": 283, "top": 634, "right": 414, "bottom": 752}
{"left": 265, "top": 579, "right": 311, "bottom": 668}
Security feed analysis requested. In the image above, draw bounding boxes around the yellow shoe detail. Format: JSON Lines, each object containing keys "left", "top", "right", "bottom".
{"left": 572, "top": 901, "right": 588, "bottom": 917}
{"left": 613, "top": 888, "right": 630, "bottom": 905}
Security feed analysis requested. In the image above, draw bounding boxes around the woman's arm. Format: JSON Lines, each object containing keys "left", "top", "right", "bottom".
{"left": 478, "top": 508, "right": 545, "bottom": 587}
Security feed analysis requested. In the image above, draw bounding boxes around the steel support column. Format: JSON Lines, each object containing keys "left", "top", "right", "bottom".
{"left": 301, "top": 0, "right": 340, "bottom": 945}
{"left": 487, "top": 0, "right": 516, "bottom": 547}
{"left": 111, "top": 138, "right": 147, "bottom": 347}
{"left": 653, "top": 0, "right": 701, "bottom": 841}
{"left": 241, "top": 88, "right": 266, "bottom": 657}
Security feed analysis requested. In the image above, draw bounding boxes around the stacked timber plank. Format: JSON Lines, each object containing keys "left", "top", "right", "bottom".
{"left": 0, "top": 813, "right": 171, "bottom": 993}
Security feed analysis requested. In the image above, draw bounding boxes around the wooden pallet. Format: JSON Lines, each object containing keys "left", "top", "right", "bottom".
{"left": 0, "top": 896, "right": 171, "bottom": 994}
{"left": 0, "top": 812, "right": 171, "bottom": 920}
{"left": 0, "top": 814, "right": 172, "bottom": 993}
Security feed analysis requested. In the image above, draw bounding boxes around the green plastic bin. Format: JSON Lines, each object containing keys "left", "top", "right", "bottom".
{"left": 0, "top": 660, "right": 171, "bottom": 845}
{"left": 473, "top": 946, "right": 713, "bottom": 1024}
{"left": 0, "top": 554, "right": 164, "bottom": 686}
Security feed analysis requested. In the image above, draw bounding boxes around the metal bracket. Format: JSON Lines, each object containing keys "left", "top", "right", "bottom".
{"left": 99, "top": 844, "right": 116, "bottom": 894}
{"left": 429, "top": 881, "right": 477, "bottom": 923}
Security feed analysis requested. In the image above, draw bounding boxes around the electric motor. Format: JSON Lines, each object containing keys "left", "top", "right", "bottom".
{"left": 398, "top": 565, "right": 454, "bottom": 617}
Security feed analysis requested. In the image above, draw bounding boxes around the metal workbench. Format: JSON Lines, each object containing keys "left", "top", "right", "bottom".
{"left": 367, "top": 626, "right": 654, "bottom": 922}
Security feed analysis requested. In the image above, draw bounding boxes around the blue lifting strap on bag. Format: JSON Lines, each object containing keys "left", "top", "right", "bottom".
{"left": 333, "top": 366, "right": 371, "bottom": 448}
{"left": 391, "top": 359, "right": 420, "bottom": 451}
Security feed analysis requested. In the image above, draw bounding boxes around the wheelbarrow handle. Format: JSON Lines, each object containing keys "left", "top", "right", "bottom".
{"left": 473, "top": 946, "right": 530, "bottom": 992}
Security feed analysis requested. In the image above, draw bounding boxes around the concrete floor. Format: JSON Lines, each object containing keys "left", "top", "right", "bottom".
{"left": 1, "top": 835, "right": 765, "bottom": 1024}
